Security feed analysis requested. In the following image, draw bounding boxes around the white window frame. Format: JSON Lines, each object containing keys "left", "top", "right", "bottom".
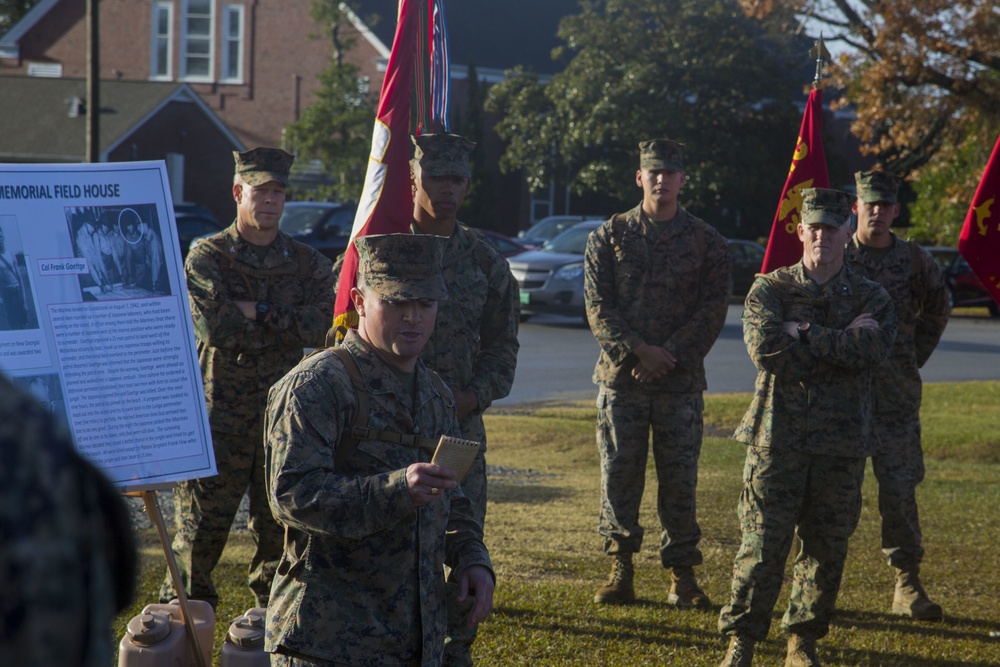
{"left": 150, "top": 2, "right": 173, "bottom": 81}
{"left": 180, "top": 0, "right": 215, "bottom": 83}
{"left": 220, "top": 4, "right": 245, "bottom": 84}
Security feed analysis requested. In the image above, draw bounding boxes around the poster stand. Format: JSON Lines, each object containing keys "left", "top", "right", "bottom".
{"left": 125, "top": 487, "right": 208, "bottom": 667}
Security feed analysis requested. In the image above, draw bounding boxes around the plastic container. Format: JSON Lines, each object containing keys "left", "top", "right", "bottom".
{"left": 220, "top": 607, "right": 269, "bottom": 667}
{"left": 118, "top": 599, "right": 215, "bottom": 667}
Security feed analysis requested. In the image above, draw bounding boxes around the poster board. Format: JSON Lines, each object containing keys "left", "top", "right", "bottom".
{"left": 0, "top": 161, "right": 215, "bottom": 489}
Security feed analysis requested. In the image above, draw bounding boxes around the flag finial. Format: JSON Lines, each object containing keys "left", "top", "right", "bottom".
{"left": 810, "top": 35, "right": 831, "bottom": 88}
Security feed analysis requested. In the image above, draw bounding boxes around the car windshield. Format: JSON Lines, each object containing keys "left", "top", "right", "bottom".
{"left": 523, "top": 219, "right": 564, "bottom": 239}
{"left": 280, "top": 205, "right": 334, "bottom": 234}
{"left": 543, "top": 224, "right": 597, "bottom": 255}
{"left": 525, "top": 217, "right": 596, "bottom": 241}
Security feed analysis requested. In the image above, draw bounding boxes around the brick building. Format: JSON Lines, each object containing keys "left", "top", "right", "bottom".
{"left": 1, "top": 0, "right": 582, "bottom": 229}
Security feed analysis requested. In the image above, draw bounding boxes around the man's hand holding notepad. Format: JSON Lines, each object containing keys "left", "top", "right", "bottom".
{"left": 430, "top": 435, "right": 482, "bottom": 483}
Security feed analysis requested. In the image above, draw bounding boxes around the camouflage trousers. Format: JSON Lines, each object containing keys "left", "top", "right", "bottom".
{"left": 595, "top": 387, "right": 705, "bottom": 567}
{"left": 718, "top": 446, "right": 865, "bottom": 641}
{"left": 871, "top": 412, "right": 926, "bottom": 568}
{"left": 159, "top": 429, "right": 283, "bottom": 609}
{"left": 444, "top": 411, "right": 488, "bottom": 667}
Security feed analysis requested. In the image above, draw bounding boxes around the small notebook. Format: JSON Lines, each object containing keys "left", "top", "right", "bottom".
{"left": 430, "top": 435, "right": 482, "bottom": 483}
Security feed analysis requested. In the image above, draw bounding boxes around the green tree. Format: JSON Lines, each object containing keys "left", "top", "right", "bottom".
{"left": 737, "top": 0, "right": 1000, "bottom": 243}
{"left": 0, "top": 0, "right": 39, "bottom": 33}
{"left": 283, "top": 1, "right": 377, "bottom": 203}
{"left": 485, "top": 0, "right": 809, "bottom": 239}
{"left": 452, "top": 60, "right": 498, "bottom": 229}
{"left": 907, "top": 123, "right": 996, "bottom": 246}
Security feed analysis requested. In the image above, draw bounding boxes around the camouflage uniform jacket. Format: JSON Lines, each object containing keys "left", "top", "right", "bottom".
{"left": 735, "top": 263, "right": 898, "bottom": 457}
{"left": 264, "top": 330, "right": 493, "bottom": 665}
{"left": 413, "top": 222, "right": 520, "bottom": 417}
{"left": 844, "top": 234, "right": 949, "bottom": 414}
{"left": 185, "top": 222, "right": 335, "bottom": 434}
{"left": 584, "top": 204, "right": 731, "bottom": 391}
{"left": 0, "top": 376, "right": 135, "bottom": 667}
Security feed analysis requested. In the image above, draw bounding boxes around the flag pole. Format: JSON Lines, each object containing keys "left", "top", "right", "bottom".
{"left": 759, "top": 36, "right": 831, "bottom": 273}
{"left": 810, "top": 34, "right": 830, "bottom": 89}
{"left": 331, "top": 0, "right": 422, "bottom": 340}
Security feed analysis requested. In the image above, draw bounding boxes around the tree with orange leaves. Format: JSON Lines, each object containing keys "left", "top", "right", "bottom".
{"left": 737, "top": 0, "right": 1000, "bottom": 242}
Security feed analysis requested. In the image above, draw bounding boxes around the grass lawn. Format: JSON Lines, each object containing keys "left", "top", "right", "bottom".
{"left": 115, "top": 381, "right": 1000, "bottom": 666}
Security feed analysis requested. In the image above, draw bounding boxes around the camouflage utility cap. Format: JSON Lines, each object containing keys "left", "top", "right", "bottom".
{"left": 356, "top": 233, "right": 449, "bottom": 301}
{"left": 234, "top": 147, "right": 294, "bottom": 187}
{"left": 639, "top": 139, "right": 685, "bottom": 171}
{"left": 412, "top": 133, "right": 475, "bottom": 178}
{"left": 801, "top": 188, "right": 855, "bottom": 227}
{"left": 855, "top": 170, "right": 901, "bottom": 204}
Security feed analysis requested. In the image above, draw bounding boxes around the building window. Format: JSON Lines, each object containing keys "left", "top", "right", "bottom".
{"left": 221, "top": 4, "right": 245, "bottom": 83}
{"left": 181, "top": 0, "right": 214, "bottom": 81}
{"left": 150, "top": 2, "right": 173, "bottom": 80}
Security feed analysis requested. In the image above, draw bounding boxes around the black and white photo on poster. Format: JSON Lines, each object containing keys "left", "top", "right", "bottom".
{"left": 66, "top": 204, "right": 170, "bottom": 300}
{"left": 0, "top": 214, "right": 39, "bottom": 331}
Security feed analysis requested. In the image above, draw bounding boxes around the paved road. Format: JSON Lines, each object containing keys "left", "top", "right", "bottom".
{"left": 496, "top": 305, "right": 1000, "bottom": 406}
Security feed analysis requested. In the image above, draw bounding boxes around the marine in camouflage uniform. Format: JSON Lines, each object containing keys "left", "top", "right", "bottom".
{"left": 717, "top": 188, "right": 898, "bottom": 667}
{"left": 0, "top": 374, "right": 136, "bottom": 666}
{"left": 265, "top": 234, "right": 494, "bottom": 666}
{"left": 160, "top": 148, "right": 335, "bottom": 609}
{"left": 409, "top": 133, "right": 519, "bottom": 665}
{"left": 844, "top": 170, "right": 950, "bottom": 620}
{"left": 584, "top": 139, "right": 730, "bottom": 607}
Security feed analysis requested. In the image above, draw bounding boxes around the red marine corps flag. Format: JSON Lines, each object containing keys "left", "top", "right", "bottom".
{"left": 958, "top": 133, "right": 1000, "bottom": 310}
{"left": 331, "top": 0, "right": 423, "bottom": 338}
{"left": 760, "top": 86, "right": 830, "bottom": 273}
{"left": 331, "top": 0, "right": 451, "bottom": 339}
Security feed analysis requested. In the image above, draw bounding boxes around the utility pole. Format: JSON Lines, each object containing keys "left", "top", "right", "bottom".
{"left": 86, "top": 0, "right": 99, "bottom": 162}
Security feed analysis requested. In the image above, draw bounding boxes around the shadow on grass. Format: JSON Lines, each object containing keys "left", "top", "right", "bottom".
{"left": 820, "top": 645, "right": 1000, "bottom": 667}
{"left": 490, "top": 604, "right": 1000, "bottom": 666}
{"left": 836, "top": 607, "right": 1000, "bottom": 642}
{"left": 493, "top": 602, "right": 722, "bottom": 643}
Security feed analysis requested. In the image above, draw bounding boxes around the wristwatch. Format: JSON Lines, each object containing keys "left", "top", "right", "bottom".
{"left": 255, "top": 301, "right": 271, "bottom": 324}
{"left": 797, "top": 321, "right": 811, "bottom": 343}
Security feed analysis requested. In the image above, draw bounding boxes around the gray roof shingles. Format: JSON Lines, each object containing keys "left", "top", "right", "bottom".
{"left": 0, "top": 76, "right": 188, "bottom": 161}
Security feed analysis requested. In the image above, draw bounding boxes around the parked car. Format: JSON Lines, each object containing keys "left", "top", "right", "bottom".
{"left": 926, "top": 246, "right": 999, "bottom": 316}
{"left": 473, "top": 228, "right": 535, "bottom": 258}
{"left": 517, "top": 214, "right": 606, "bottom": 248}
{"left": 172, "top": 203, "right": 224, "bottom": 261}
{"left": 508, "top": 219, "right": 602, "bottom": 322}
{"left": 512, "top": 222, "right": 767, "bottom": 322}
{"left": 727, "top": 239, "right": 765, "bottom": 297}
{"left": 279, "top": 201, "right": 357, "bottom": 262}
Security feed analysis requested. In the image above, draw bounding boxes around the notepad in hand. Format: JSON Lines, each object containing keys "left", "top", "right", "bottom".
{"left": 430, "top": 435, "right": 482, "bottom": 483}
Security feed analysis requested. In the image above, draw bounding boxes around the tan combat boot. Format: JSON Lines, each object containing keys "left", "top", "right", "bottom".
{"left": 668, "top": 565, "right": 712, "bottom": 609}
{"left": 718, "top": 634, "right": 755, "bottom": 667}
{"left": 892, "top": 566, "right": 943, "bottom": 620}
{"left": 594, "top": 553, "right": 635, "bottom": 604}
{"left": 785, "top": 633, "right": 821, "bottom": 667}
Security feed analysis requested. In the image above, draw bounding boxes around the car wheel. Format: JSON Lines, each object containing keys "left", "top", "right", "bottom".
{"left": 989, "top": 300, "right": 1000, "bottom": 317}
{"left": 946, "top": 286, "right": 955, "bottom": 310}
